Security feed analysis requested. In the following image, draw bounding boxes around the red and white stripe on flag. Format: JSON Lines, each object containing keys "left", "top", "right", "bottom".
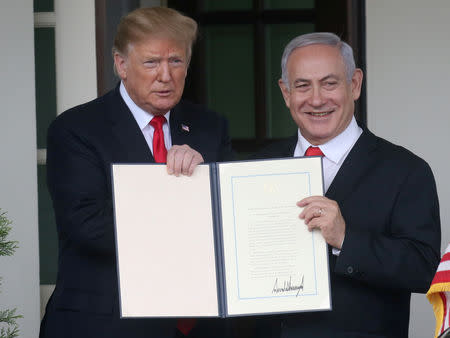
{"left": 427, "top": 244, "right": 450, "bottom": 338}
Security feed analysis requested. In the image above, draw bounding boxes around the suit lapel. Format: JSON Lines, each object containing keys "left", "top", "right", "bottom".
{"left": 107, "top": 87, "right": 155, "bottom": 163}
{"left": 325, "top": 128, "right": 379, "bottom": 204}
{"left": 279, "top": 135, "right": 298, "bottom": 158}
{"left": 324, "top": 128, "right": 379, "bottom": 266}
{"left": 257, "top": 135, "right": 297, "bottom": 159}
{"left": 169, "top": 102, "right": 195, "bottom": 146}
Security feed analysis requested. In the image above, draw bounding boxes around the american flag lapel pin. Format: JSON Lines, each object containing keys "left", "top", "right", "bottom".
{"left": 181, "top": 124, "right": 190, "bottom": 132}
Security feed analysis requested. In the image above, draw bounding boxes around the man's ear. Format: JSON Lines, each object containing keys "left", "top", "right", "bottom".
{"left": 351, "top": 68, "right": 363, "bottom": 101}
{"left": 278, "top": 79, "right": 291, "bottom": 109}
{"left": 114, "top": 52, "right": 127, "bottom": 80}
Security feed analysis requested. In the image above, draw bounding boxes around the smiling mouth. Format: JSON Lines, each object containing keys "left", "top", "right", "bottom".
{"left": 306, "top": 110, "right": 334, "bottom": 117}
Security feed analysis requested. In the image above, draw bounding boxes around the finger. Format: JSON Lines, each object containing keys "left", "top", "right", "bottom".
{"left": 301, "top": 208, "right": 315, "bottom": 224}
{"left": 181, "top": 151, "right": 194, "bottom": 176}
{"left": 166, "top": 147, "right": 176, "bottom": 175}
{"left": 173, "top": 150, "right": 184, "bottom": 176}
{"left": 297, "top": 195, "right": 328, "bottom": 207}
{"left": 187, "top": 153, "right": 204, "bottom": 176}
{"left": 305, "top": 208, "right": 323, "bottom": 224}
{"left": 300, "top": 202, "right": 323, "bottom": 221}
{"left": 298, "top": 202, "right": 315, "bottom": 219}
{"left": 299, "top": 211, "right": 305, "bottom": 219}
{"left": 306, "top": 218, "right": 321, "bottom": 232}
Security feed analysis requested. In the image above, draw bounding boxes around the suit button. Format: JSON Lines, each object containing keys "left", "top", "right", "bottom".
{"left": 347, "top": 266, "right": 354, "bottom": 274}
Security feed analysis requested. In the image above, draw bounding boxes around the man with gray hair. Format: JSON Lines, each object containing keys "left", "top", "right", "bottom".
{"left": 255, "top": 32, "right": 441, "bottom": 337}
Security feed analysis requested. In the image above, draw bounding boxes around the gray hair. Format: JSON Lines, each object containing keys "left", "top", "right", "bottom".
{"left": 281, "top": 32, "right": 356, "bottom": 88}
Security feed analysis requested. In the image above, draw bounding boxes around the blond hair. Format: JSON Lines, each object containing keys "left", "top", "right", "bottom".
{"left": 112, "top": 7, "right": 197, "bottom": 62}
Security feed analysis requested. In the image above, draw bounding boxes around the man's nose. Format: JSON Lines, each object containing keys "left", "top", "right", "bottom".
{"left": 309, "top": 86, "right": 325, "bottom": 107}
{"left": 157, "top": 62, "right": 171, "bottom": 82}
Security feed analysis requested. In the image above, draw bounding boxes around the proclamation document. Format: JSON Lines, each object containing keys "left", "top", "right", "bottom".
{"left": 218, "top": 157, "right": 330, "bottom": 315}
{"left": 112, "top": 157, "right": 330, "bottom": 318}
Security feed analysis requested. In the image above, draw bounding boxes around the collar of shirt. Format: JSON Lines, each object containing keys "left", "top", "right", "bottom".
{"left": 119, "top": 82, "right": 172, "bottom": 154}
{"left": 119, "top": 82, "right": 171, "bottom": 130}
{"left": 294, "top": 116, "right": 362, "bottom": 164}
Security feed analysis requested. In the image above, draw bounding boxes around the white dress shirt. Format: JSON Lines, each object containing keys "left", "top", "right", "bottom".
{"left": 119, "top": 82, "right": 172, "bottom": 155}
{"left": 294, "top": 116, "right": 362, "bottom": 192}
{"left": 293, "top": 117, "right": 363, "bottom": 254}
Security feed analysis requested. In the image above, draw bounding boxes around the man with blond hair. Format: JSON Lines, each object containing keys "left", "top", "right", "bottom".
{"left": 39, "top": 7, "right": 233, "bottom": 338}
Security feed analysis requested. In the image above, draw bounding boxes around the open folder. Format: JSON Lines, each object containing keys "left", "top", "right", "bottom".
{"left": 112, "top": 157, "right": 331, "bottom": 318}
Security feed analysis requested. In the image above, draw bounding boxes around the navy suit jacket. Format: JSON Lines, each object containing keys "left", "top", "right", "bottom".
{"left": 39, "top": 86, "right": 234, "bottom": 338}
{"left": 253, "top": 127, "right": 441, "bottom": 338}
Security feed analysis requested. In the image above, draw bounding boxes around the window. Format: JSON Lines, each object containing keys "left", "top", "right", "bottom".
{"left": 168, "top": 0, "right": 366, "bottom": 156}
{"left": 34, "top": 0, "right": 58, "bottom": 286}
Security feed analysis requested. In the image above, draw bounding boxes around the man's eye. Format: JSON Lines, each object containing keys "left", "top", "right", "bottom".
{"left": 144, "top": 60, "right": 158, "bottom": 67}
{"left": 295, "top": 84, "right": 309, "bottom": 89}
{"left": 324, "top": 81, "right": 338, "bottom": 88}
{"left": 170, "top": 58, "right": 184, "bottom": 65}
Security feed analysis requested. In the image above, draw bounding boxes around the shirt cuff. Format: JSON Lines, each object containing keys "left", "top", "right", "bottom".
{"left": 332, "top": 235, "right": 345, "bottom": 256}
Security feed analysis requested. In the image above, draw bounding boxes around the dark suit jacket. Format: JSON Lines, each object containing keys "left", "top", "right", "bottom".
{"left": 39, "top": 86, "right": 234, "bottom": 338}
{"left": 253, "top": 127, "right": 441, "bottom": 338}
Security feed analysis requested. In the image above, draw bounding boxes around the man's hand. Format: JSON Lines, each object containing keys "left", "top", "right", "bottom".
{"left": 166, "top": 144, "right": 204, "bottom": 176}
{"left": 297, "top": 196, "right": 346, "bottom": 249}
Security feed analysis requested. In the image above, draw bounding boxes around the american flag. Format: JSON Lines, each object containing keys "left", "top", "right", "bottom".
{"left": 427, "top": 244, "right": 450, "bottom": 338}
{"left": 181, "top": 124, "right": 190, "bottom": 132}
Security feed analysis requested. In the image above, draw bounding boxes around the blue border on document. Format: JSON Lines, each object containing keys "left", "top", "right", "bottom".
{"left": 230, "top": 172, "right": 318, "bottom": 300}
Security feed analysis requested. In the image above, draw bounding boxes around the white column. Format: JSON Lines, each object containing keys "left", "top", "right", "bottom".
{"left": 0, "top": 1, "right": 41, "bottom": 337}
{"left": 55, "top": 0, "right": 97, "bottom": 114}
{"left": 38, "top": 0, "right": 99, "bottom": 315}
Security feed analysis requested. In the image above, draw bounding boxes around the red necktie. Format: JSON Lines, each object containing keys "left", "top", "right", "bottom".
{"left": 304, "top": 146, "right": 324, "bottom": 157}
{"left": 177, "top": 318, "right": 196, "bottom": 336}
{"left": 150, "top": 116, "right": 167, "bottom": 163}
